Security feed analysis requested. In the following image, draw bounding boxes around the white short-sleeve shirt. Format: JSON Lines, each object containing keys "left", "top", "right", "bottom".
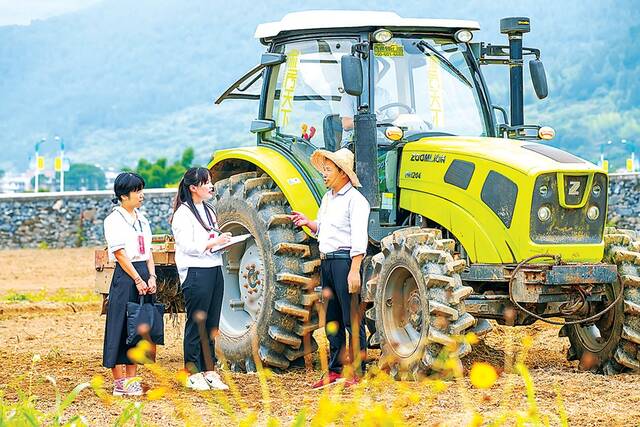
{"left": 316, "top": 182, "right": 370, "bottom": 258}
{"left": 103, "top": 206, "right": 152, "bottom": 263}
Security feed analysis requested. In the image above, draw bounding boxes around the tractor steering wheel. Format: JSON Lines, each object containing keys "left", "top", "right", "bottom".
{"left": 376, "top": 102, "right": 414, "bottom": 119}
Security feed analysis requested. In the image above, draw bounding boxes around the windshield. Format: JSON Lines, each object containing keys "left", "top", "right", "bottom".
{"left": 371, "top": 37, "right": 489, "bottom": 138}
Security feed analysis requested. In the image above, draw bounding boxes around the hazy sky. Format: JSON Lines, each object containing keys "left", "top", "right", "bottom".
{"left": 0, "top": 0, "right": 102, "bottom": 26}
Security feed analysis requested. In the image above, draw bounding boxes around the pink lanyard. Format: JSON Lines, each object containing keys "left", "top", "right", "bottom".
{"left": 116, "top": 210, "right": 146, "bottom": 255}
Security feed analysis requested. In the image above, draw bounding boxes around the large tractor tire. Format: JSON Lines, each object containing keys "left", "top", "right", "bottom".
{"left": 371, "top": 227, "right": 477, "bottom": 380}
{"left": 563, "top": 227, "right": 640, "bottom": 374}
{"left": 212, "top": 171, "right": 320, "bottom": 372}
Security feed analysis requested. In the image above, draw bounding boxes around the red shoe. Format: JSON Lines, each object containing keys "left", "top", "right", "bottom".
{"left": 343, "top": 375, "right": 360, "bottom": 388}
{"left": 311, "top": 371, "right": 343, "bottom": 390}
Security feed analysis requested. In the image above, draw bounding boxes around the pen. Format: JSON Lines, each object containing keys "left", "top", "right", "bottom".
{"left": 212, "top": 227, "right": 232, "bottom": 235}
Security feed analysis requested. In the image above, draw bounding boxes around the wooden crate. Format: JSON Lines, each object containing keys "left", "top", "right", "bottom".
{"left": 152, "top": 251, "right": 176, "bottom": 265}
{"left": 94, "top": 239, "right": 176, "bottom": 292}
{"left": 151, "top": 241, "right": 175, "bottom": 252}
{"left": 152, "top": 234, "right": 174, "bottom": 243}
{"left": 94, "top": 248, "right": 114, "bottom": 294}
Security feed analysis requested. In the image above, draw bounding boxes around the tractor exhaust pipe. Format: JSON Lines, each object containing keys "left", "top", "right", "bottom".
{"left": 500, "top": 17, "right": 530, "bottom": 127}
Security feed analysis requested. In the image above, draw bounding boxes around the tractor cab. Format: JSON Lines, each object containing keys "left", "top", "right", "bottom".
{"left": 217, "top": 11, "right": 548, "bottom": 233}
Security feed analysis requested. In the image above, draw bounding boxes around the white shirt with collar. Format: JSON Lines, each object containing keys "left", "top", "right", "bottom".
{"left": 103, "top": 206, "right": 152, "bottom": 263}
{"left": 171, "top": 203, "right": 223, "bottom": 283}
{"left": 316, "top": 182, "right": 370, "bottom": 258}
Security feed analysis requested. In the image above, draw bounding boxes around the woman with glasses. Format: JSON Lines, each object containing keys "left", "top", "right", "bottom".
{"left": 171, "top": 167, "right": 232, "bottom": 391}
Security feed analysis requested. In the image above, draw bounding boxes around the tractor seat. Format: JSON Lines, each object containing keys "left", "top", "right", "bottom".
{"left": 322, "top": 114, "right": 342, "bottom": 152}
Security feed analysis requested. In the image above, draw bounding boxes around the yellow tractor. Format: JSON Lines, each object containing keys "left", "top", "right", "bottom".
{"left": 99, "top": 11, "right": 640, "bottom": 377}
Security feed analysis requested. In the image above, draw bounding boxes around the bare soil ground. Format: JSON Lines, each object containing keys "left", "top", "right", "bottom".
{"left": 1, "top": 248, "right": 639, "bottom": 426}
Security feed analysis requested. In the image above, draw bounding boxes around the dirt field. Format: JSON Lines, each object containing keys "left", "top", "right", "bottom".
{"left": 1, "top": 248, "right": 639, "bottom": 426}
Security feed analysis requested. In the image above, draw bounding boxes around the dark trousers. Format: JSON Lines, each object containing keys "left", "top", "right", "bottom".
{"left": 321, "top": 258, "right": 366, "bottom": 374}
{"left": 103, "top": 261, "right": 149, "bottom": 368}
{"left": 182, "top": 266, "right": 224, "bottom": 374}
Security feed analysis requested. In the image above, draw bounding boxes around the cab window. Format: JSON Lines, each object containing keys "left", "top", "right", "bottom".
{"left": 266, "top": 38, "right": 357, "bottom": 157}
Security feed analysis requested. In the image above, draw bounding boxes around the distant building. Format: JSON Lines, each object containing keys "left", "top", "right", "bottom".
{"left": 0, "top": 172, "right": 32, "bottom": 193}
{"left": 104, "top": 167, "right": 123, "bottom": 190}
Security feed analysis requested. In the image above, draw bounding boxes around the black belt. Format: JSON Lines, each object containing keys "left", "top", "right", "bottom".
{"left": 320, "top": 250, "right": 351, "bottom": 260}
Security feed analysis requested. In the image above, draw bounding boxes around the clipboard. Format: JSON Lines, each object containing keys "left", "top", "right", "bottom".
{"left": 210, "top": 233, "right": 252, "bottom": 252}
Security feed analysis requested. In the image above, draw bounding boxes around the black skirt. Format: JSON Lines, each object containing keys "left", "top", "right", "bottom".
{"left": 102, "top": 261, "right": 150, "bottom": 368}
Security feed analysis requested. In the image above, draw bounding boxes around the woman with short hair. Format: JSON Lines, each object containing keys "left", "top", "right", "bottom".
{"left": 103, "top": 172, "right": 156, "bottom": 396}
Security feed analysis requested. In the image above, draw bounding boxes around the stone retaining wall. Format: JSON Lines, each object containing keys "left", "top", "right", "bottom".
{"left": 0, "top": 189, "right": 176, "bottom": 249}
{"left": 0, "top": 174, "right": 638, "bottom": 249}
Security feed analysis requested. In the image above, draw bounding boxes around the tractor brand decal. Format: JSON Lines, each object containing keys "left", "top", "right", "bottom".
{"left": 279, "top": 49, "right": 300, "bottom": 127}
{"left": 404, "top": 171, "right": 421, "bottom": 179}
{"left": 373, "top": 43, "right": 404, "bottom": 57}
{"left": 427, "top": 56, "right": 443, "bottom": 126}
{"left": 568, "top": 180, "right": 581, "bottom": 196}
{"left": 410, "top": 153, "right": 447, "bottom": 164}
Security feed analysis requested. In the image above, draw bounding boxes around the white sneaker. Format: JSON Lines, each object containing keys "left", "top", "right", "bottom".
{"left": 186, "top": 373, "right": 211, "bottom": 391}
{"left": 204, "top": 371, "right": 229, "bottom": 391}
{"left": 124, "top": 378, "right": 144, "bottom": 396}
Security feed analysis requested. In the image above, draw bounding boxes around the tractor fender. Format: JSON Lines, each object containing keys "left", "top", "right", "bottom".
{"left": 209, "top": 146, "right": 320, "bottom": 225}
{"left": 399, "top": 188, "right": 512, "bottom": 263}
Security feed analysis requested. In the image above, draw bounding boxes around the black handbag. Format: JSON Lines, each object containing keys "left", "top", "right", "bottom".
{"left": 126, "top": 295, "right": 165, "bottom": 346}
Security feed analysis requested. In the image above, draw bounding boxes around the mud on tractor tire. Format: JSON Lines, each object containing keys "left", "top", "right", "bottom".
{"left": 371, "top": 227, "right": 476, "bottom": 380}
{"left": 563, "top": 227, "right": 640, "bottom": 374}
{"left": 213, "top": 171, "right": 320, "bottom": 372}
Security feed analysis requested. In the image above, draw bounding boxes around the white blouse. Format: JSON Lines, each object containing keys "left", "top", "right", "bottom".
{"left": 103, "top": 206, "right": 152, "bottom": 263}
{"left": 171, "top": 203, "right": 223, "bottom": 283}
{"left": 316, "top": 182, "right": 370, "bottom": 258}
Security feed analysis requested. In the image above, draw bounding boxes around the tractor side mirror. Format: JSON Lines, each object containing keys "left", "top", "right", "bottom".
{"left": 260, "top": 53, "right": 286, "bottom": 66}
{"left": 341, "top": 55, "right": 363, "bottom": 96}
{"left": 529, "top": 59, "right": 548, "bottom": 99}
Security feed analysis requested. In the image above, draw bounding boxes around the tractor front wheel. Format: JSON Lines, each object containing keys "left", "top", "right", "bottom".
{"left": 371, "top": 227, "right": 477, "bottom": 380}
{"left": 212, "top": 171, "right": 320, "bottom": 372}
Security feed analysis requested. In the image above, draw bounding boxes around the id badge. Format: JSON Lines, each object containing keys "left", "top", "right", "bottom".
{"left": 138, "top": 234, "right": 146, "bottom": 255}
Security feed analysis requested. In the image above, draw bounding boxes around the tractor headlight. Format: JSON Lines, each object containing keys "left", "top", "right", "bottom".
{"left": 538, "top": 126, "right": 556, "bottom": 140}
{"left": 539, "top": 185, "right": 548, "bottom": 197}
{"left": 592, "top": 185, "right": 601, "bottom": 197}
{"left": 454, "top": 29, "right": 473, "bottom": 43}
{"left": 587, "top": 206, "right": 600, "bottom": 221}
{"left": 537, "top": 206, "right": 552, "bottom": 222}
{"left": 384, "top": 126, "right": 404, "bottom": 141}
{"left": 373, "top": 29, "right": 393, "bottom": 43}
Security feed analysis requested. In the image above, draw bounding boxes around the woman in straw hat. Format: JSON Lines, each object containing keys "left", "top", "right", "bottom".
{"left": 289, "top": 148, "right": 370, "bottom": 389}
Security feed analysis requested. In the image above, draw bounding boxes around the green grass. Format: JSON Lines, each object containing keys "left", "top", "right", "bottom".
{"left": 1, "top": 289, "right": 100, "bottom": 304}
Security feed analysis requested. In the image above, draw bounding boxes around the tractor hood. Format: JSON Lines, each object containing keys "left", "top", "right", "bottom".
{"left": 405, "top": 136, "right": 603, "bottom": 176}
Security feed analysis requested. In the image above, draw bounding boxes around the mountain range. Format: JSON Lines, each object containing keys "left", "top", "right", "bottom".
{"left": 0, "top": 0, "right": 638, "bottom": 172}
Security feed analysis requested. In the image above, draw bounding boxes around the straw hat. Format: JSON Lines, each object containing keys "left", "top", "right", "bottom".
{"left": 310, "top": 148, "right": 361, "bottom": 187}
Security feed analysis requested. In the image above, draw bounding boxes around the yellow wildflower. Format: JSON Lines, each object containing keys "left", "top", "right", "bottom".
{"left": 147, "top": 386, "right": 167, "bottom": 401}
{"left": 90, "top": 375, "right": 105, "bottom": 389}
{"left": 326, "top": 321, "right": 339, "bottom": 336}
{"left": 465, "top": 332, "right": 479, "bottom": 345}
{"left": 469, "top": 362, "right": 498, "bottom": 389}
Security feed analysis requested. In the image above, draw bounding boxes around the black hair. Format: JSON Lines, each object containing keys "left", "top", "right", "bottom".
{"left": 171, "top": 167, "right": 216, "bottom": 231}
{"left": 112, "top": 172, "right": 145, "bottom": 204}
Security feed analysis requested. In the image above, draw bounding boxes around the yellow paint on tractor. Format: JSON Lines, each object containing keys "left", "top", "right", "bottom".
{"left": 210, "top": 136, "right": 607, "bottom": 265}
{"left": 208, "top": 146, "right": 319, "bottom": 225}
{"left": 397, "top": 136, "right": 606, "bottom": 264}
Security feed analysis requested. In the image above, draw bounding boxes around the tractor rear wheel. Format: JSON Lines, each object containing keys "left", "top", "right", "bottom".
{"left": 564, "top": 227, "right": 640, "bottom": 374}
{"left": 371, "top": 227, "right": 477, "bottom": 380}
{"left": 212, "top": 171, "right": 320, "bottom": 372}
